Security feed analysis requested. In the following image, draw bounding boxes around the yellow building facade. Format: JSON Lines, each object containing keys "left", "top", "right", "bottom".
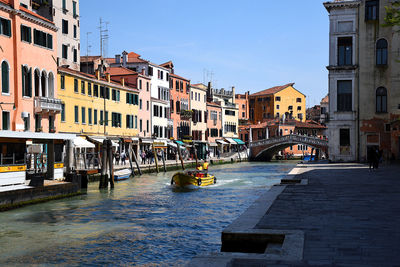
{"left": 57, "top": 67, "right": 139, "bottom": 137}
{"left": 249, "top": 83, "right": 306, "bottom": 123}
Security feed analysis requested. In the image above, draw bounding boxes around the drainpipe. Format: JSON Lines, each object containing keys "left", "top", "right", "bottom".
{"left": 356, "top": 8, "right": 360, "bottom": 162}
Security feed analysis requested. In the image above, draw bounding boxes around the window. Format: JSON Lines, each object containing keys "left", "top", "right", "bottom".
{"left": 112, "top": 113, "right": 121, "bottom": 127}
{"left": 73, "top": 1, "right": 77, "bottom": 17}
{"left": 140, "top": 99, "right": 142, "bottom": 109}
{"left": 73, "top": 25, "right": 77, "bottom": 38}
{"left": 140, "top": 119, "right": 143, "bottom": 132}
{"left": 148, "top": 66, "right": 153, "bottom": 76}
{"left": 105, "top": 112, "right": 109, "bottom": 126}
{"left": 33, "top": 29, "right": 52, "bottom": 49}
{"left": 2, "top": 111, "right": 9, "bottom": 130}
{"left": 0, "top": 17, "right": 11, "bottom": 37}
{"left": 94, "top": 109, "right": 97, "bottom": 125}
{"left": 88, "top": 108, "right": 92, "bottom": 125}
{"left": 21, "top": 25, "right": 31, "bottom": 43}
{"left": 296, "top": 98, "right": 302, "bottom": 103}
{"left": 242, "top": 112, "right": 245, "bottom": 117}
{"left": 73, "top": 49, "right": 77, "bottom": 63}
{"left": 81, "top": 107, "right": 86, "bottom": 124}
{"left": 376, "top": 39, "right": 388, "bottom": 66}
{"left": 60, "top": 75, "right": 65, "bottom": 90}
{"left": 288, "top": 106, "right": 293, "bottom": 110}
{"left": 340, "top": 129, "right": 350, "bottom": 146}
{"left": 1, "top": 61, "right": 9, "bottom": 94}
{"left": 338, "top": 37, "right": 352, "bottom": 66}
{"left": 275, "top": 96, "right": 281, "bottom": 101}
{"left": 23, "top": 114, "right": 30, "bottom": 131}
{"left": 297, "top": 106, "right": 302, "bottom": 111}
{"left": 225, "top": 110, "right": 235, "bottom": 116}
{"left": 94, "top": 84, "right": 99, "bottom": 97}
{"left": 62, "top": 0, "right": 66, "bottom": 11}
{"left": 147, "top": 101, "right": 149, "bottom": 110}
{"left": 337, "top": 80, "right": 352, "bottom": 111}
{"left": 139, "top": 80, "right": 142, "bottom": 89}
{"left": 376, "top": 87, "right": 387, "bottom": 113}
{"left": 74, "top": 106, "right": 78, "bottom": 123}
{"left": 88, "top": 83, "right": 92, "bottom": 96}
{"left": 276, "top": 105, "right": 280, "bottom": 110}
{"left": 81, "top": 81, "right": 85, "bottom": 94}
{"left": 146, "top": 82, "right": 149, "bottom": 91}
{"left": 365, "top": 0, "right": 379, "bottom": 21}
{"left": 100, "top": 110, "right": 103, "bottom": 125}
{"left": 62, "top": 44, "right": 68, "bottom": 59}
{"left": 62, "top": 19, "right": 68, "bottom": 34}
{"left": 21, "top": 66, "right": 32, "bottom": 97}
{"left": 61, "top": 103, "right": 65, "bottom": 122}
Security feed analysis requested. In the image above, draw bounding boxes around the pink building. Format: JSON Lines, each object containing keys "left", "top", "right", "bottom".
{"left": 0, "top": 0, "right": 61, "bottom": 133}
{"left": 106, "top": 66, "right": 151, "bottom": 139}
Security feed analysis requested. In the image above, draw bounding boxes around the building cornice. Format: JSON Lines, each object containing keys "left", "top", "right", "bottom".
{"left": 323, "top": 1, "right": 360, "bottom": 12}
{"left": 326, "top": 65, "right": 359, "bottom": 71}
{"left": 0, "top": 2, "right": 57, "bottom": 31}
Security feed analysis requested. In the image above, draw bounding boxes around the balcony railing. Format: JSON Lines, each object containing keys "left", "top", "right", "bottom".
{"left": 34, "top": 96, "right": 62, "bottom": 113}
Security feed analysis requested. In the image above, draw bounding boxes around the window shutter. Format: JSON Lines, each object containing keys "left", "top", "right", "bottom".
{"left": 28, "top": 67, "right": 32, "bottom": 97}
{"left": 47, "top": 34, "right": 52, "bottom": 49}
{"left": 6, "top": 20, "right": 11, "bottom": 37}
{"left": 21, "top": 66, "right": 25, "bottom": 96}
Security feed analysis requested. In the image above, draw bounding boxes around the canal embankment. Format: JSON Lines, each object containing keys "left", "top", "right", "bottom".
{"left": 190, "top": 162, "right": 400, "bottom": 266}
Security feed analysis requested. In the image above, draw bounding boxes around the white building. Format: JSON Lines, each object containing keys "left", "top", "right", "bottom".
{"left": 324, "top": 0, "right": 400, "bottom": 162}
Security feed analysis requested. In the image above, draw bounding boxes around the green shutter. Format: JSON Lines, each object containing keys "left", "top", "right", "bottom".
{"left": 28, "top": 67, "right": 32, "bottom": 97}
{"left": 47, "top": 34, "right": 52, "bottom": 49}
{"left": 28, "top": 27, "right": 31, "bottom": 43}
{"left": 2, "top": 62, "right": 9, "bottom": 94}
{"left": 6, "top": 19, "right": 11, "bottom": 37}
{"left": 21, "top": 65, "right": 25, "bottom": 96}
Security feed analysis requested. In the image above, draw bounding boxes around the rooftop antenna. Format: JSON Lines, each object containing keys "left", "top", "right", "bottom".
{"left": 98, "top": 17, "right": 109, "bottom": 58}
{"left": 86, "top": 32, "right": 92, "bottom": 73}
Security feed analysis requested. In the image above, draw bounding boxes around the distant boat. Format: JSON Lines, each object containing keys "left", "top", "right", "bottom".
{"left": 303, "top": 155, "right": 315, "bottom": 161}
{"left": 171, "top": 171, "right": 216, "bottom": 188}
{"left": 114, "top": 169, "right": 132, "bottom": 181}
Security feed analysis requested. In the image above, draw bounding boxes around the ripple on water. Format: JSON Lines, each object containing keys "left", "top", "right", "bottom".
{"left": 0, "top": 162, "right": 295, "bottom": 265}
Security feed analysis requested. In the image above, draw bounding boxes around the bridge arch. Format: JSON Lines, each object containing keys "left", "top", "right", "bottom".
{"left": 249, "top": 134, "right": 328, "bottom": 161}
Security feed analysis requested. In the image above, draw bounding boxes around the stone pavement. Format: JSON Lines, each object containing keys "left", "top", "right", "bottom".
{"left": 189, "top": 162, "right": 400, "bottom": 266}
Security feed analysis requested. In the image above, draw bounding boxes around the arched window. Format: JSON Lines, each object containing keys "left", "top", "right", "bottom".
{"left": 376, "top": 87, "right": 387, "bottom": 113}
{"left": 1, "top": 61, "right": 9, "bottom": 94}
{"left": 376, "top": 39, "right": 388, "bottom": 65}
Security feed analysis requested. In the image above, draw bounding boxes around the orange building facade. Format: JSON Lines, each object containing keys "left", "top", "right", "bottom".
{"left": 160, "top": 62, "right": 190, "bottom": 140}
{"left": 235, "top": 92, "right": 249, "bottom": 124}
{"left": 0, "top": 0, "right": 60, "bottom": 133}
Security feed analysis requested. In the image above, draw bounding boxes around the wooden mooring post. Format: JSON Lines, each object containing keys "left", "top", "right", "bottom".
{"left": 108, "top": 140, "right": 114, "bottom": 188}
{"left": 127, "top": 143, "right": 135, "bottom": 177}
{"left": 131, "top": 146, "right": 142, "bottom": 175}
{"left": 153, "top": 147, "right": 159, "bottom": 173}
{"left": 162, "top": 149, "right": 166, "bottom": 173}
{"left": 177, "top": 144, "right": 185, "bottom": 170}
{"left": 99, "top": 140, "right": 108, "bottom": 189}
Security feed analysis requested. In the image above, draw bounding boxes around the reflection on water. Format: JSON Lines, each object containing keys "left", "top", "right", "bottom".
{"left": 0, "top": 162, "right": 295, "bottom": 266}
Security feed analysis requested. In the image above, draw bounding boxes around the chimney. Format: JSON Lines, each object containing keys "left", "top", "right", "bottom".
{"left": 231, "top": 86, "right": 236, "bottom": 104}
{"left": 207, "top": 81, "right": 212, "bottom": 101}
{"left": 106, "top": 73, "right": 111, "bottom": 83}
{"left": 115, "top": 54, "right": 121, "bottom": 64}
{"left": 95, "top": 69, "right": 100, "bottom": 80}
{"left": 10, "top": 0, "right": 19, "bottom": 8}
{"left": 141, "top": 68, "right": 145, "bottom": 75}
{"left": 122, "top": 51, "right": 128, "bottom": 67}
{"left": 121, "top": 77, "right": 125, "bottom": 87}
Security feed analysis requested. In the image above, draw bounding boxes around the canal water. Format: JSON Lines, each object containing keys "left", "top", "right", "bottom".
{"left": 0, "top": 162, "right": 295, "bottom": 266}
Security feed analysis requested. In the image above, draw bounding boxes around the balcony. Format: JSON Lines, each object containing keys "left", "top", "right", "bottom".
{"left": 34, "top": 96, "right": 62, "bottom": 113}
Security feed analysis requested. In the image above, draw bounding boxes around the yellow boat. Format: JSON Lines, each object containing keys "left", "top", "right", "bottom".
{"left": 171, "top": 171, "right": 216, "bottom": 188}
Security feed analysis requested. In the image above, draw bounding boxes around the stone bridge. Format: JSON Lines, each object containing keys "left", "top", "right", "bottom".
{"left": 249, "top": 134, "right": 328, "bottom": 161}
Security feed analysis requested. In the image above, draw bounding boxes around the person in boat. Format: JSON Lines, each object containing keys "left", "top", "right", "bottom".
{"left": 196, "top": 164, "right": 203, "bottom": 171}
{"left": 202, "top": 160, "right": 209, "bottom": 173}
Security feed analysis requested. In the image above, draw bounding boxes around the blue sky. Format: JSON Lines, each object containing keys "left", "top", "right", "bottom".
{"left": 80, "top": 0, "right": 329, "bottom": 107}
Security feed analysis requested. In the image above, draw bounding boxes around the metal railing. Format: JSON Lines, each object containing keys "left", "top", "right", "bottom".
{"left": 34, "top": 96, "right": 63, "bottom": 113}
{"left": 249, "top": 134, "right": 328, "bottom": 148}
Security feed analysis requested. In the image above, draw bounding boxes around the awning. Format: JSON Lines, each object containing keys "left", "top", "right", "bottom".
{"left": 73, "top": 137, "right": 95, "bottom": 148}
{"left": 0, "top": 130, "right": 75, "bottom": 140}
{"left": 208, "top": 142, "right": 218, "bottom": 147}
{"left": 87, "top": 136, "right": 119, "bottom": 147}
{"left": 175, "top": 140, "right": 185, "bottom": 145}
{"left": 153, "top": 139, "right": 168, "bottom": 148}
{"left": 233, "top": 138, "right": 245, "bottom": 145}
{"left": 224, "top": 138, "right": 236, "bottom": 145}
{"left": 131, "top": 137, "right": 139, "bottom": 143}
{"left": 168, "top": 141, "right": 177, "bottom": 148}
{"left": 216, "top": 139, "right": 228, "bottom": 145}
{"left": 140, "top": 138, "right": 153, "bottom": 144}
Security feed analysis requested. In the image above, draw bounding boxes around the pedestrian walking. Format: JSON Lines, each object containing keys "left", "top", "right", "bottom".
{"left": 121, "top": 151, "right": 126, "bottom": 165}
{"left": 115, "top": 151, "right": 120, "bottom": 165}
{"left": 141, "top": 151, "right": 146, "bottom": 165}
